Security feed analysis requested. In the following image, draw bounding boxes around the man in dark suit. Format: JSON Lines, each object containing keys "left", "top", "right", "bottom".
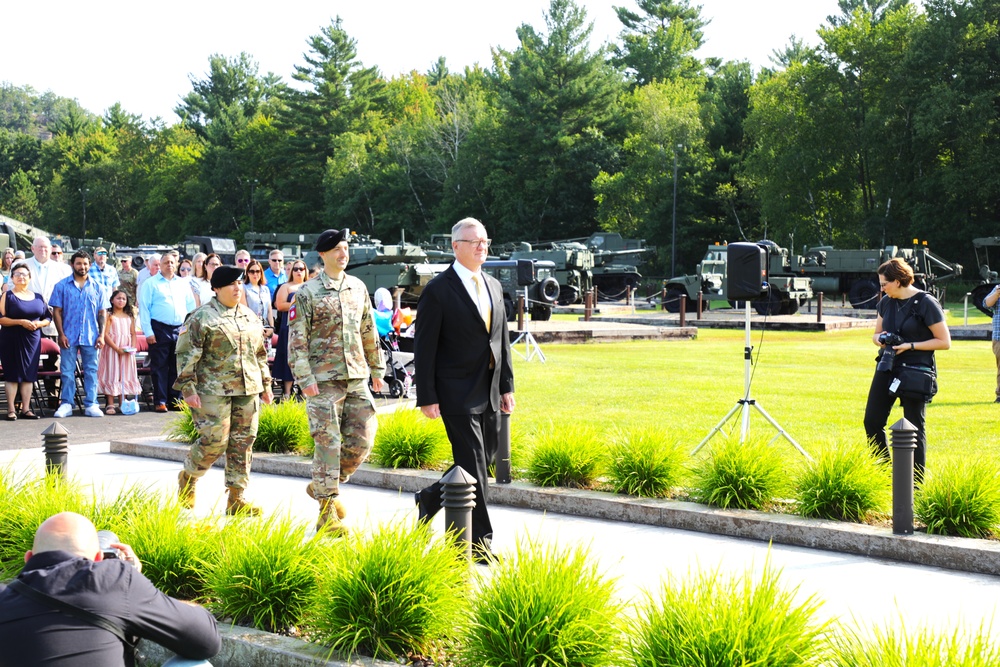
{"left": 414, "top": 217, "right": 515, "bottom": 564}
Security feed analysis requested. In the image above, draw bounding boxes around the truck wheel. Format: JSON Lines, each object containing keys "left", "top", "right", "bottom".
{"left": 783, "top": 298, "right": 800, "bottom": 315}
{"left": 504, "top": 296, "right": 516, "bottom": 321}
{"left": 530, "top": 305, "right": 552, "bottom": 321}
{"left": 664, "top": 288, "right": 686, "bottom": 313}
{"left": 753, "top": 289, "right": 784, "bottom": 316}
{"left": 538, "top": 277, "right": 560, "bottom": 304}
{"left": 848, "top": 279, "right": 880, "bottom": 309}
{"left": 557, "top": 285, "right": 580, "bottom": 306}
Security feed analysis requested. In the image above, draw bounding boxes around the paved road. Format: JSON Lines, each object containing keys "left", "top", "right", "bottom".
{"left": 0, "top": 407, "right": 180, "bottom": 451}
{"left": 2, "top": 442, "right": 998, "bottom": 643}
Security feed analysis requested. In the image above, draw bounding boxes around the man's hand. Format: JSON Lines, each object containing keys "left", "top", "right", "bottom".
{"left": 95, "top": 336, "right": 104, "bottom": 350}
{"left": 109, "top": 542, "right": 142, "bottom": 573}
{"left": 261, "top": 388, "right": 274, "bottom": 404}
{"left": 184, "top": 393, "right": 202, "bottom": 409}
{"left": 301, "top": 383, "right": 320, "bottom": 397}
{"left": 58, "top": 334, "right": 69, "bottom": 349}
{"left": 146, "top": 335, "right": 156, "bottom": 345}
{"left": 420, "top": 403, "right": 441, "bottom": 419}
{"left": 371, "top": 377, "right": 386, "bottom": 394}
{"left": 500, "top": 392, "right": 515, "bottom": 414}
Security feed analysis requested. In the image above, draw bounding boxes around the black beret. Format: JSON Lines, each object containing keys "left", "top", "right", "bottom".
{"left": 315, "top": 228, "right": 350, "bottom": 252}
{"left": 211, "top": 265, "right": 245, "bottom": 289}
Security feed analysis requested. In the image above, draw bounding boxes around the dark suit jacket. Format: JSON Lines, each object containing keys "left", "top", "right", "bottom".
{"left": 414, "top": 264, "right": 514, "bottom": 414}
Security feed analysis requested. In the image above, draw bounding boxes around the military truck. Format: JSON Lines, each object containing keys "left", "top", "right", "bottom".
{"left": 179, "top": 236, "right": 237, "bottom": 265}
{"left": 664, "top": 242, "right": 813, "bottom": 315}
{"left": 665, "top": 240, "right": 962, "bottom": 315}
{"left": 969, "top": 237, "right": 1000, "bottom": 315}
{"left": 482, "top": 259, "right": 560, "bottom": 321}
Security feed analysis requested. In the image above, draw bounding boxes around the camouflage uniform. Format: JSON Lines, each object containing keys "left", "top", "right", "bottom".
{"left": 288, "top": 271, "right": 384, "bottom": 499}
{"left": 118, "top": 267, "right": 138, "bottom": 310}
{"left": 174, "top": 298, "right": 271, "bottom": 489}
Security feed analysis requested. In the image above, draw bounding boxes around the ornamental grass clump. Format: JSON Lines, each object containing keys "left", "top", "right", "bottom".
{"left": 606, "top": 426, "right": 686, "bottom": 498}
{"left": 794, "top": 439, "right": 891, "bottom": 522}
{"left": 163, "top": 401, "right": 198, "bottom": 444}
{"left": 525, "top": 425, "right": 604, "bottom": 488}
{"left": 691, "top": 436, "right": 786, "bottom": 510}
{"left": 305, "top": 522, "right": 468, "bottom": 661}
{"left": 631, "top": 559, "right": 829, "bottom": 667}
{"left": 829, "top": 622, "right": 1000, "bottom": 666}
{"left": 256, "top": 399, "right": 313, "bottom": 454}
{"left": 915, "top": 458, "right": 1000, "bottom": 538}
{"left": 0, "top": 473, "right": 89, "bottom": 578}
{"left": 202, "top": 514, "right": 319, "bottom": 634}
{"left": 461, "top": 540, "right": 623, "bottom": 667}
{"left": 370, "top": 408, "right": 450, "bottom": 469}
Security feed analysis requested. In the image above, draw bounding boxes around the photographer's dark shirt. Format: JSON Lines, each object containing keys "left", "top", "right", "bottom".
{"left": 876, "top": 291, "right": 945, "bottom": 368}
{"left": 0, "top": 550, "right": 220, "bottom": 667}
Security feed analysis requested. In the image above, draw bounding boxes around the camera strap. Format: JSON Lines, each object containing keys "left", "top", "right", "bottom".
{"left": 8, "top": 579, "right": 137, "bottom": 648}
{"left": 886, "top": 292, "right": 925, "bottom": 337}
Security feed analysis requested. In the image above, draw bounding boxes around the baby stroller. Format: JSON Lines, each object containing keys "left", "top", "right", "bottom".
{"left": 370, "top": 288, "right": 414, "bottom": 399}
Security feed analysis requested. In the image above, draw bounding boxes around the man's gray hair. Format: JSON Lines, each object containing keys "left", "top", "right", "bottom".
{"left": 162, "top": 250, "right": 179, "bottom": 260}
{"left": 452, "top": 217, "right": 485, "bottom": 237}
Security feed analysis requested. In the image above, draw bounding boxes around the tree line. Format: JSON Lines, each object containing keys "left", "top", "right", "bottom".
{"left": 0, "top": 0, "right": 996, "bottom": 275}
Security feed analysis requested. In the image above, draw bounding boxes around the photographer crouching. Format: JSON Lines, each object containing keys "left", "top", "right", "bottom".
{"left": 863, "top": 258, "right": 951, "bottom": 479}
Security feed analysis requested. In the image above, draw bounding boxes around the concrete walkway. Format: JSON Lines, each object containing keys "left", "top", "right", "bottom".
{"left": 3, "top": 441, "right": 998, "bottom": 646}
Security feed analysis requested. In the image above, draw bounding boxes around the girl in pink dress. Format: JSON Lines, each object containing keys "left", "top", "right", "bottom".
{"left": 98, "top": 290, "right": 142, "bottom": 414}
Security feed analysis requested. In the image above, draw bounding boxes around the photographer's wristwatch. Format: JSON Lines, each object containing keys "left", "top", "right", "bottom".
{"left": 910, "top": 342, "right": 915, "bottom": 351}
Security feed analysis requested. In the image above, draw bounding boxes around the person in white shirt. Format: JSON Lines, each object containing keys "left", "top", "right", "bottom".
{"left": 26, "top": 237, "right": 71, "bottom": 337}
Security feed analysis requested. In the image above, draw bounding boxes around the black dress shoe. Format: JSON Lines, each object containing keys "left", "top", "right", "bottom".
{"left": 18, "top": 411, "right": 41, "bottom": 420}
{"left": 472, "top": 544, "right": 501, "bottom": 566}
{"left": 415, "top": 491, "right": 434, "bottom": 524}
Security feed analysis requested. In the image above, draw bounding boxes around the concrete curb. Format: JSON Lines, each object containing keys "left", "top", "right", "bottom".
{"left": 111, "top": 438, "right": 1000, "bottom": 577}
{"left": 139, "top": 624, "right": 397, "bottom": 667}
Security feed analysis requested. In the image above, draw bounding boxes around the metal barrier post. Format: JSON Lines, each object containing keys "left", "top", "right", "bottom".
{"left": 496, "top": 413, "right": 512, "bottom": 484}
{"left": 889, "top": 417, "right": 918, "bottom": 535}
{"left": 679, "top": 292, "right": 686, "bottom": 327}
{"left": 817, "top": 292, "right": 824, "bottom": 323}
{"left": 584, "top": 290, "right": 593, "bottom": 321}
{"left": 42, "top": 422, "right": 70, "bottom": 478}
{"left": 441, "top": 466, "right": 477, "bottom": 561}
{"left": 661, "top": 285, "right": 667, "bottom": 311}
{"left": 697, "top": 292, "right": 703, "bottom": 319}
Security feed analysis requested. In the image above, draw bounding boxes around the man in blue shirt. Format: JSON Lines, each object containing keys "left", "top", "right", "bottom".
{"left": 139, "top": 251, "right": 196, "bottom": 412}
{"left": 264, "top": 249, "right": 287, "bottom": 296}
{"left": 50, "top": 251, "right": 110, "bottom": 418}
{"left": 88, "top": 245, "right": 119, "bottom": 299}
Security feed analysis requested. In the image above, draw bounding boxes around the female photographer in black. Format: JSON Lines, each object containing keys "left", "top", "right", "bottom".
{"left": 863, "top": 258, "right": 951, "bottom": 478}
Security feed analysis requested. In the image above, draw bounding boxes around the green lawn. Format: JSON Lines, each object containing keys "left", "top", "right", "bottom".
{"left": 510, "top": 325, "right": 998, "bottom": 471}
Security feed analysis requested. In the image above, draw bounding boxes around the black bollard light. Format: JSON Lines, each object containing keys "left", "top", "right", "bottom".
{"left": 440, "top": 466, "right": 477, "bottom": 561}
{"left": 41, "top": 422, "right": 70, "bottom": 478}
{"left": 889, "top": 417, "right": 918, "bottom": 535}
{"left": 496, "top": 413, "right": 512, "bottom": 484}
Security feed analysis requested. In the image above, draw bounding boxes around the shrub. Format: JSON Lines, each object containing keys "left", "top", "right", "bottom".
{"left": 256, "top": 399, "right": 313, "bottom": 454}
{"left": 163, "top": 402, "right": 198, "bottom": 444}
{"left": 915, "top": 459, "right": 1000, "bottom": 538}
{"left": 370, "top": 408, "right": 449, "bottom": 469}
{"left": 631, "top": 559, "right": 829, "bottom": 667}
{"left": 461, "top": 540, "right": 623, "bottom": 667}
{"left": 606, "top": 427, "right": 686, "bottom": 498}
{"left": 794, "top": 439, "right": 891, "bottom": 522}
{"left": 525, "top": 425, "right": 604, "bottom": 488}
{"left": 202, "top": 514, "right": 319, "bottom": 633}
{"left": 691, "top": 436, "right": 786, "bottom": 510}
{"left": 0, "top": 474, "right": 89, "bottom": 578}
{"left": 830, "top": 623, "right": 1000, "bottom": 666}
{"left": 306, "top": 522, "right": 467, "bottom": 661}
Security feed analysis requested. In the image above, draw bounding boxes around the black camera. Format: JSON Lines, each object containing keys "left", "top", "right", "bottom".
{"left": 876, "top": 332, "right": 905, "bottom": 372}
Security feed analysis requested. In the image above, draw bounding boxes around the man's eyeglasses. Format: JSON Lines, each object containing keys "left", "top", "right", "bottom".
{"left": 50, "top": 251, "right": 63, "bottom": 257}
{"left": 270, "top": 258, "right": 284, "bottom": 263}
{"left": 96, "top": 251, "right": 108, "bottom": 257}
{"left": 454, "top": 238, "right": 491, "bottom": 249}
{"left": 237, "top": 258, "right": 250, "bottom": 264}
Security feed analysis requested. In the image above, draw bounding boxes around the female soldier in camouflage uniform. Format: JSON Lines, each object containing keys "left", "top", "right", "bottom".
{"left": 175, "top": 266, "right": 273, "bottom": 515}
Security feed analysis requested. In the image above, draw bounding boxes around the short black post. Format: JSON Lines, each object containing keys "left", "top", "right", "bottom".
{"left": 41, "top": 422, "right": 70, "bottom": 478}
{"left": 496, "top": 413, "right": 512, "bottom": 484}
{"left": 697, "top": 292, "right": 703, "bottom": 319}
{"left": 889, "top": 417, "right": 918, "bottom": 535}
{"left": 441, "top": 466, "right": 477, "bottom": 561}
{"left": 517, "top": 294, "right": 525, "bottom": 331}
{"left": 679, "top": 292, "right": 686, "bottom": 327}
{"left": 584, "top": 290, "right": 593, "bottom": 321}
{"left": 816, "top": 292, "right": 824, "bottom": 322}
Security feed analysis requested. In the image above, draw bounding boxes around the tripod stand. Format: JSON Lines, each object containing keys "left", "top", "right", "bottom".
{"left": 692, "top": 301, "right": 811, "bottom": 459}
{"left": 512, "top": 287, "right": 546, "bottom": 363}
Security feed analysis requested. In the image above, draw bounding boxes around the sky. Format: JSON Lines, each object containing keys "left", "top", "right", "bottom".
{"left": 2, "top": 0, "right": 843, "bottom": 122}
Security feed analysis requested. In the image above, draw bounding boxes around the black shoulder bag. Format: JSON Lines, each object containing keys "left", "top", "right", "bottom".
{"left": 8, "top": 579, "right": 140, "bottom": 666}
{"left": 885, "top": 293, "right": 938, "bottom": 403}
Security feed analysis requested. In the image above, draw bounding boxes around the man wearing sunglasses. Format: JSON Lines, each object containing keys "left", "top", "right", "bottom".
{"left": 264, "top": 250, "right": 287, "bottom": 296}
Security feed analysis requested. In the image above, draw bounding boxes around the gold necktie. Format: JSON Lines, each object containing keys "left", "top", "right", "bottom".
{"left": 471, "top": 274, "right": 491, "bottom": 331}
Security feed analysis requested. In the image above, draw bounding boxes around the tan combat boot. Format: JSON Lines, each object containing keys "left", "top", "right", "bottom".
{"left": 226, "top": 487, "right": 262, "bottom": 517}
{"left": 316, "top": 497, "right": 348, "bottom": 536}
{"left": 306, "top": 482, "right": 347, "bottom": 519}
{"left": 178, "top": 471, "right": 197, "bottom": 509}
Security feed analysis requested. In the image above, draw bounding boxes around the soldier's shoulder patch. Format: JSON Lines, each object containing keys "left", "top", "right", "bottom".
{"left": 289, "top": 304, "right": 297, "bottom": 322}
{"left": 178, "top": 324, "right": 187, "bottom": 335}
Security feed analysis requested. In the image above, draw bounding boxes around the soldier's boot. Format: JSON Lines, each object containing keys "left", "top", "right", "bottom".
{"left": 178, "top": 471, "right": 197, "bottom": 509}
{"left": 226, "top": 487, "right": 262, "bottom": 517}
{"left": 306, "top": 482, "right": 347, "bottom": 519}
{"left": 316, "top": 497, "right": 348, "bottom": 536}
